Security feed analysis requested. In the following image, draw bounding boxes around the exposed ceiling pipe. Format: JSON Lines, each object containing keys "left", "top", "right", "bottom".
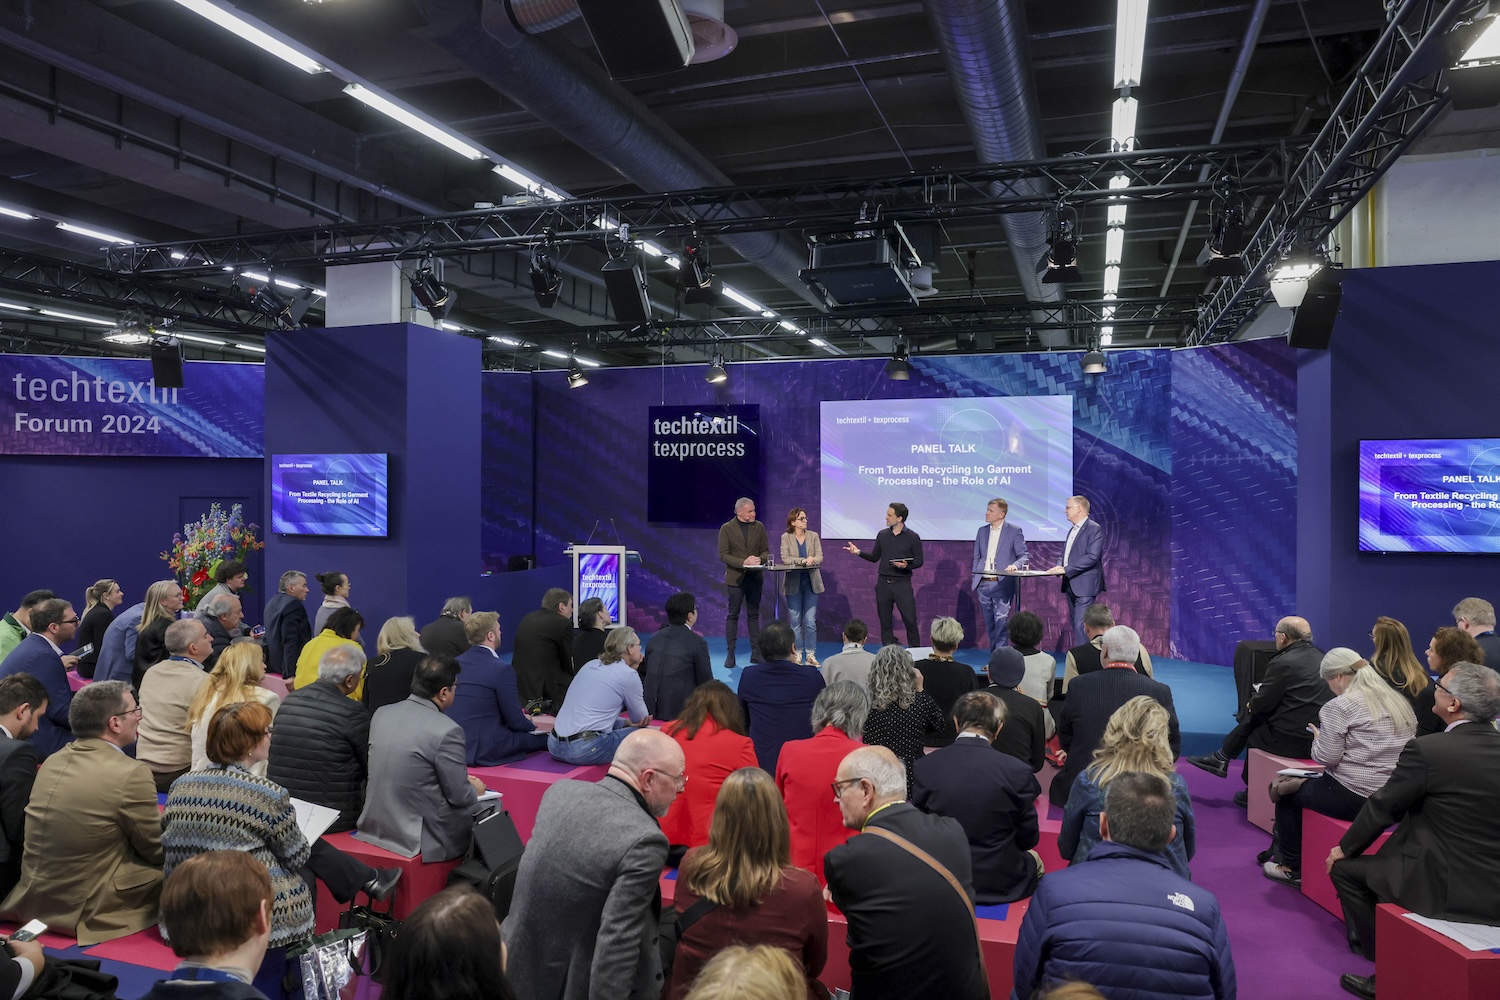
{"left": 506, "top": 0, "right": 580, "bottom": 33}
{"left": 411, "top": 0, "right": 823, "bottom": 309}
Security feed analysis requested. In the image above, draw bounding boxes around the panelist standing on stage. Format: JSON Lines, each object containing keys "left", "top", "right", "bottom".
{"left": 718, "top": 498, "right": 770, "bottom": 670}
{"left": 780, "top": 508, "right": 825, "bottom": 666}
{"left": 971, "top": 497, "right": 1028, "bottom": 649}
{"left": 1048, "top": 495, "right": 1106, "bottom": 644}
{"left": 844, "top": 502, "right": 923, "bottom": 647}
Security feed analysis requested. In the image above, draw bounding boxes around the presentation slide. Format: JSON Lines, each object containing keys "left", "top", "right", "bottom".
{"left": 271, "top": 453, "right": 390, "bottom": 537}
{"left": 1359, "top": 438, "right": 1500, "bottom": 553}
{"left": 820, "top": 396, "right": 1073, "bottom": 542}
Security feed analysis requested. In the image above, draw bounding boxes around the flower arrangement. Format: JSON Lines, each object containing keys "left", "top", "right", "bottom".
{"left": 161, "top": 502, "right": 265, "bottom": 607}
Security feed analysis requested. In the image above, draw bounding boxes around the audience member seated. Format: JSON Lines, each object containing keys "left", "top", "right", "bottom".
{"left": 0, "top": 922, "right": 45, "bottom": 999}
{"left": 681, "top": 945, "right": 806, "bottom": 1000}
{"left": 267, "top": 646, "right": 369, "bottom": 834}
{"left": 311, "top": 572, "right": 351, "bottom": 636}
{"left": 75, "top": 579, "right": 122, "bottom": 679}
{"left": 1188, "top": 616, "right": 1326, "bottom": 806}
{"left": 0, "top": 681, "right": 163, "bottom": 945}
{"left": 294, "top": 607, "right": 364, "bottom": 698}
{"left": 448, "top": 612, "right": 547, "bottom": 766}
{"left": 1009, "top": 611, "right": 1062, "bottom": 721}
{"left": 1367, "top": 615, "right": 1431, "bottom": 726}
{"left": 667, "top": 768, "right": 827, "bottom": 1000}
{"left": 549, "top": 627, "right": 651, "bottom": 766}
{"left": 261, "top": 571, "right": 312, "bottom": 680}
{"left": 504, "top": 730, "right": 685, "bottom": 1000}
{"left": 1329, "top": 662, "right": 1500, "bottom": 1000}
{"left": 1014, "top": 772, "right": 1235, "bottom": 1000}
{"left": 738, "top": 623, "right": 825, "bottom": 772}
{"left": 862, "top": 646, "right": 945, "bottom": 796}
{"left": 134, "top": 583, "right": 186, "bottom": 690}
{"left": 194, "top": 562, "right": 249, "bottom": 638}
{"left": 661, "top": 681, "right": 757, "bottom": 852}
{"left": 571, "top": 597, "right": 609, "bottom": 673}
{"left": 1263, "top": 649, "right": 1415, "bottom": 887}
{"left": 511, "top": 588, "right": 576, "bottom": 711}
{"left": 0, "top": 591, "right": 56, "bottom": 665}
{"left": 0, "top": 674, "right": 47, "bottom": 900}
{"left": 189, "top": 643, "right": 280, "bottom": 775}
{"left": 139, "top": 851, "right": 276, "bottom": 1000}
{"left": 0, "top": 598, "right": 76, "bottom": 758}
{"left": 1061, "top": 604, "right": 1153, "bottom": 694}
{"left": 775, "top": 681, "right": 868, "bottom": 885}
{"left": 1059, "top": 696, "right": 1195, "bottom": 879}
{"left": 916, "top": 617, "right": 977, "bottom": 748}
{"left": 819, "top": 619, "right": 875, "bottom": 690}
{"left": 1053, "top": 625, "right": 1179, "bottom": 810}
{"left": 95, "top": 581, "right": 168, "bottom": 685}
{"left": 138, "top": 619, "right": 214, "bottom": 792}
{"left": 194, "top": 594, "right": 243, "bottom": 669}
{"left": 163, "top": 703, "right": 397, "bottom": 963}
{"left": 363, "top": 616, "right": 427, "bottom": 715}
{"left": 914, "top": 691, "right": 1042, "bottom": 903}
{"left": 418, "top": 597, "right": 472, "bottom": 661}
{"left": 825, "top": 746, "right": 987, "bottom": 1000}
{"left": 644, "top": 592, "right": 714, "bottom": 721}
{"left": 357, "top": 656, "right": 487, "bottom": 862}
{"left": 1452, "top": 596, "right": 1500, "bottom": 665}
{"left": 984, "top": 647, "right": 1046, "bottom": 772}
{"left": 382, "top": 885, "right": 519, "bottom": 1000}
{"left": 1417, "top": 626, "right": 1482, "bottom": 736}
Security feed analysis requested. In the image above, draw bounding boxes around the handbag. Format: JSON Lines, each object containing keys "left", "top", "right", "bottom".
{"left": 1268, "top": 775, "right": 1311, "bottom": 803}
{"left": 286, "top": 927, "right": 369, "bottom": 1000}
{"left": 657, "top": 895, "right": 718, "bottom": 984}
{"left": 338, "top": 898, "right": 400, "bottom": 985}
{"left": 447, "top": 808, "right": 526, "bottom": 921}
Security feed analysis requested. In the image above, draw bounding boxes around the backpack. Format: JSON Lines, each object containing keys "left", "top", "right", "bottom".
{"left": 446, "top": 807, "right": 526, "bottom": 921}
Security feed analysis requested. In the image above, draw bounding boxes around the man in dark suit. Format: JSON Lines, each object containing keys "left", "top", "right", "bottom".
{"left": 511, "top": 588, "right": 575, "bottom": 709}
{"left": 0, "top": 674, "right": 47, "bottom": 900}
{"left": 1452, "top": 596, "right": 1500, "bottom": 665}
{"left": 1047, "top": 495, "right": 1106, "bottom": 645}
{"left": 419, "top": 597, "right": 472, "bottom": 660}
{"left": 825, "top": 745, "right": 987, "bottom": 1000}
{"left": 1062, "top": 604, "right": 1153, "bottom": 693}
{"left": 914, "top": 691, "right": 1041, "bottom": 903}
{"left": 1329, "top": 662, "right": 1500, "bottom": 1000}
{"left": 447, "top": 612, "right": 547, "bottom": 765}
{"left": 737, "top": 623, "right": 825, "bottom": 771}
{"left": 718, "top": 497, "right": 770, "bottom": 670}
{"left": 262, "top": 570, "right": 312, "bottom": 678}
{"left": 1188, "top": 615, "right": 1328, "bottom": 804}
{"left": 0, "top": 598, "right": 78, "bottom": 758}
{"left": 971, "top": 497, "right": 1028, "bottom": 650}
{"left": 984, "top": 647, "right": 1046, "bottom": 772}
{"left": 1052, "top": 625, "right": 1180, "bottom": 809}
{"left": 642, "top": 592, "right": 712, "bottom": 721}
{"left": 193, "top": 593, "right": 242, "bottom": 670}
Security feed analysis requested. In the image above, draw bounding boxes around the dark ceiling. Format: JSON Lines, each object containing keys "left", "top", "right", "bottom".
{"left": 0, "top": 0, "right": 1472, "bottom": 371}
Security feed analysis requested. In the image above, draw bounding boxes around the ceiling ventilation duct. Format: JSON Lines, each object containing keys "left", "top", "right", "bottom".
{"left": 504, "top": 0, "right": 695, "bottom": 78}
{"left": 682, "top": 0, "right": 739, "bottom": 64}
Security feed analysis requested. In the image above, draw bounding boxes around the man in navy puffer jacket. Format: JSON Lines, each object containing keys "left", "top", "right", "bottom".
{"left": 1012, "top": 771, "right": 1236, "bottom": 1000}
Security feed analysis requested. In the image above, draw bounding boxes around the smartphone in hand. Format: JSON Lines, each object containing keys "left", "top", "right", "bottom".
{"left": 10, "top": 919, "right": 46, "bottom": 942}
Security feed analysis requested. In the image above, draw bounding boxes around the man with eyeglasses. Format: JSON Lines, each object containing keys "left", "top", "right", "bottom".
{"left": 0, "top": 680, "right": 165, "bottom": 945}
{"left": 0, "top": 598, "right": 80, "bottom": 758}
{"left": 137, "top": 620, "right": 213, "bottom": 793}
{"left": 504, "top": 728, "right": 686, "bottom": 1000}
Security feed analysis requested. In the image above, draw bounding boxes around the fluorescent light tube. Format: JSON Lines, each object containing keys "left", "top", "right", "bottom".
{"left": 0, "top": 300, "right": 32, "bottom": 311}
{"left": 1105, "top": 227, "right": 1125, "bottom": 267}
{"left": 542, "top": 349, "right": 569, "bottom": 360}
{"left": 1100, "top": 327, "right": 1114, "bottom": 345}
{"left": 344, "top": 84, "right": 486, "bottom": 160}
{"left": 1111, "top": 97, "right": 1138, "bottom": 152}
{"left": 575, "top": 357, "right": 601, "bottom": 368}
{"left": 234, "top": 343, "right": 267, "bottom": 353}
{"left": 0, "top": 206, "right": 36, "bottom": 220}
{"left": 40, "top": 309, "right": 115, "bottom": 326}
{"left": 56, "top": 222, "right": 135, "bottom": 245}
{"left": 1114, "top": 0, "right": 1150, "bottom": 89}
{"left": 1108, "top": 175, "right": 1130, "bottom": 227}
{"left": 1103, "top": 265, "right": 1121, "bottom": 297}
{"left": 808, "top": 338, "right": 829, "bottom": 347}
{"left": 721, "top": 287, "right": 767, "bottom": 313}
{"left": 169, "top": 1, "right": 327, "bottom": 74}
{"left": 176, "top": 333, "right": 227, "bottom": 346}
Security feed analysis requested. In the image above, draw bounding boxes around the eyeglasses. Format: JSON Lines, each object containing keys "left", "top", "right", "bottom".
{"left": 1435, "top": 678, "right": 1454, "bottom": 697}
{"left": 114, "top": 705, "right": 143, "bottom": 719}
{"left": 654, "top": 769, "right": 687, "bottom": 790}
{"left": 831, "top": 777, "right": 862, "bottom": 799}
{"left": 262, "top": 727, "right": 275, "bottom": 737}
{"left": 59, "top": 618, "right": 80, "bottom": 625}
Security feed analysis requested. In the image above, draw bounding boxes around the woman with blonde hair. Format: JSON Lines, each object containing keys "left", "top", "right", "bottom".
{"left": 364, "top": 616, "right": 426, "bottom": 714}
{"left": 131, "top": 579, "right": 186, "bottom": 688}
{"left": 681, "top": 945, "right": 808, "bottom": 1000}
{"left": 1058, "top": 695, "right": 1195, "bottom": 877}
{"left": 1263, "top": 648, "right": 1417, "bottom": 886}
{"left": 861, "top": 645, "right": 944, "bottom": 795}
{"left": 186, "top": 642, "right": 279, "bottom": 774}
{"left": 667, "top": 769, "right": 827, "bottom": 1000}
{"left": 75, "top": 579, "right": 123, "bottom": 678}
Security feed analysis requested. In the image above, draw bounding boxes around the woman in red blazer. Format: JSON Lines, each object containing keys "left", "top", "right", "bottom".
{"left": 661, "top": 681, "right": 759, "bottom": 848}
{"left": 773, "top": 680, "right": 871, "bottom": 885}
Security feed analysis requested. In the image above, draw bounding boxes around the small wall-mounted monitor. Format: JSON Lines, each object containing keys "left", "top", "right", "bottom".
{"left": 1359, "top": 439, "right": 1500, "bottom": 553}
{"left": 272, "top": 453, "right": 390, "bottom": 537}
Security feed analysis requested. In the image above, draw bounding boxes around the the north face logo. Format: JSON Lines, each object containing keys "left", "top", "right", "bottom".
{"left": 1168, "top": 892, "right": 1195, "bottom": 911}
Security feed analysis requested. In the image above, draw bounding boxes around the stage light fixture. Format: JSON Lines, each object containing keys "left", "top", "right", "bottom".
{"left": 103, "top": 310, "right": 154, "bottom": 346}
{"left": 884, "top": 336, "right": 911, "bottom": 380}
{"left": 1269, "top": 248, "right": 1326, "bottom": 309}
{"left": 1080, "top": 337, "right": 1108, "bottom": 376}
{"left": 567, "top": 362, "right": 589, "bottom": 389}
{"left": 251, "top": 283, "right": 297, "bottom": 331}
{"left": 1197, "top": 185, "right": 1249, "bottom": 277}
{"left": 680, "top": 235, "right": 721, "bottom": 305}
{"left": 1447, "top": 9, "right": 1500, "bottom": 110}
{"left": 530, "top": 237, "right": 562, "bottom": 309}
{"left": 705, "top": 351, "right": 728, "bottom": 384}
{"left": 1038, "top": 208, "right": 1082, "bottom": 284}
{"left": 410, "top": 260, "right": 456, "bottom": 321}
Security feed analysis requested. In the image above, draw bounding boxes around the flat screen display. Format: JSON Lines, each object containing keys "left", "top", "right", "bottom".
{"left": 1358, "top": 439, "right": 1500, "bottom": 553}
{"left": 271, "top": 453, "right": 390, "bottom": 537}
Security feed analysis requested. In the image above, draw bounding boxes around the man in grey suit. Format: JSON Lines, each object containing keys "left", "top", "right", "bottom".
{"left": 503, "top": 728, "right": 686, "bottom": 1000}
{"left": 355, "top": 655, "right": 488, "bottom": 862}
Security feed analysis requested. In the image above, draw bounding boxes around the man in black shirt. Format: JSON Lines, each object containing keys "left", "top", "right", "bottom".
{"left": 845, "top": 502, "right": 923, "bottom": 646}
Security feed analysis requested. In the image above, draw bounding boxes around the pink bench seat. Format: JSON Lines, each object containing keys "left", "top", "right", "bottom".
{"left": 1246, "top": 749, "right": 1322, "bottom": 833}
{"left": 1377, "top": 903, "right": 1500, "bottom": 999}
{"left": 312, "top": 831, "right": 460, "bottom": 932}
{"left": 469, "top": 756, "right": 607, "bottom": 843}
{"left": 1301, "top": 810, "right": 1390, "bottom": 917}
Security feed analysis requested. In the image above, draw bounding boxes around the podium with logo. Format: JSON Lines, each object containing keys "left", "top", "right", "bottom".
{"left": 563, "top": 544, "right": 639, "bottom": 627}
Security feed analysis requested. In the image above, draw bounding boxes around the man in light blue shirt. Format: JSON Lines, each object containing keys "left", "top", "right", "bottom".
{"left": 548, "top": 627, "right": 650, "bottom": 766}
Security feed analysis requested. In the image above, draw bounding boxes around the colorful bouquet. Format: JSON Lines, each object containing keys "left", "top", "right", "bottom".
{"left": 161, "top": 502, "right": 265, "bottom": 607}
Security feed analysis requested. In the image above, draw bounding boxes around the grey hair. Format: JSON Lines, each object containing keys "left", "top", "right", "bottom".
{"left": 442, "top": 596, "right": 472, "bottom": 616}
{"left": 70, "top": 680, "right": 133, "bottom": 739}
{"left": 165, "top": 618, "right": 207, "bottom": 656}
{"left": 929, "top": 616, "right": 964, "bottom": 652}
{"left": 1445, "top": 662, "right": 1500, "bottom": 724}
{"left": 734, "top": 497, "right": 755, "bottom": 513}
{"left": 318, "top": 644, "right": 367, "bottom": 684}
{"left": 600, "top": 627, "right": 640, "bottom": 665}
{"left": 1453, "top": 597, "right": 1496, "bottom": 628}
{"left": 868, "top": 645, "right": 916, "bottom": 711}
{"left": 1099, "top": 625, "right": 1141, "bottom": 666}
{"left": 277, "top": 570, "right": 306, "bottom": 593}
{"left": 842, "top": 746, "right": 907, "bottom": 800}
{"left": 200, "top": 594, "right": 237, "bottom": 618}
{"left": 1082, "top": 604, "right": 1115, "bottom": 630}
{"left": 811, "top": 681, "right": 870, "bottom": 739}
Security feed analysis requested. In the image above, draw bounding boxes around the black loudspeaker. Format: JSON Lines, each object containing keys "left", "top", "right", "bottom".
{"left": 1287, "top": 268, "right": 1345, "bottom": 350}
{"left": 150, "top": 336, "right": 184, "bottom": 388}
{"left": 601, "top": 253, "right": 651, "bottom": 325}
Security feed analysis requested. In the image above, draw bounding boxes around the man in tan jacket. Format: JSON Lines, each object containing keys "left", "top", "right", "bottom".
{"left": 0, "top": 680, "right": 164, "bottom": 945}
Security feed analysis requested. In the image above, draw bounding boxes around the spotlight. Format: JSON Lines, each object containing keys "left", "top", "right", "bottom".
{"left": 680, "top": 235, "right": 721, "bottom": 305}
{"left": 1269, "top": 249, "right": 1327, "bottom": 309}
{"left": 410, "top": 260, "right": 456, "bottom": 321}
{"left": 251, "top": 284, "right": 296, "bottom": 331}
{"left": 1038, "top": 209, "right": 1082, "bottom": 284}
{"left": 1080, "top": 337, "right": 1107, "bottom": 375}
{"left": 1198, "top": 185, "right": 1249, "bottom": 277}
{"left": 1447, "top": 9, "right": 1500, "bottom": 110}
{"left": 884, "top": 335, "right": 911, "bottom": 380}
{"left": 530, "top": 242, "right": 562, "bottom": 309}
{"left": 103, "top": 310, "right": 153, "bottom": 345}
{"left": 705, "top": 351, "right": 728, "bottom": 384}
{"left": 567, "top": 353, "right": 589, "bottom": 389}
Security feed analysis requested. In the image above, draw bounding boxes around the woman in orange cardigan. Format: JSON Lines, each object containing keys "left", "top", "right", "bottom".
{"left": 661, "top": 681, "right": 758, "bottom": 849}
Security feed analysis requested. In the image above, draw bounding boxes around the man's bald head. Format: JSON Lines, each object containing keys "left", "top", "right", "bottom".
{"left": 1276, "top": 616, "right": 1312, "bottom": 646}
{"left": 833, "top": 745, "right": 907, "bottom": 829}
{"left": 609, "top": 729, "right": 686, "bottom": 818}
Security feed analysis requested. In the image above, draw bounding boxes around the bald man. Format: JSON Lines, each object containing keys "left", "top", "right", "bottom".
{"left": 503, "top": 728, "right": 685, "bottom": 1000}
{"left": 1189, "top": 616, "right": 1330, "bottom": 802}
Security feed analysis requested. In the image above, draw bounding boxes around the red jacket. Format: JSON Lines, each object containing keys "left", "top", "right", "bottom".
{"left": 775, "top": 725, "right": 861, "bottom": 884}
{"left": 660, "top": 719, "right": 758, "bottom": 847}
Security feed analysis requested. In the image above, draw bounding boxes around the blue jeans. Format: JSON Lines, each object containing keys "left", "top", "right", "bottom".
{"left": 975, "top": 578, "right": 1017, "bottom": 648}
{"left": 548, "top": 725, "right": 631, "bottom": 766}
{"left": 786, "top": 575, "right": 818, "bottom": 656}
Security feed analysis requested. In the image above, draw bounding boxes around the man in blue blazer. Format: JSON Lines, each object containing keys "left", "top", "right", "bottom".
{"left": 0, "top": 599, "right": 77, "bottom": 758}
{"left": 445, "top": 612, "right": 547, "bottom": 766}
{"left": 1048, "top": 495, "right": 1106, "bottom": 644}
{"left": 971, "top": 497, "right": 1028, "bottom": 650}
{"left": 737, "top": 622, "right": 825, "bottom": 771}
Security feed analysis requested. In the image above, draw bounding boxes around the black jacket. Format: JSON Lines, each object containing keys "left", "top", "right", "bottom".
{"left": 986, "top": 684, "right": 1047, "bottom": 772}
{"left": 134, "top": 616, "right": 171, "bottom": 689}
{"left": 263, "top": 593, "right": 312, "bottom": 678}
{"left": 641, "top": 623, "right": 712, "bottom": 721}
{"left": 363, "top": 647, "right": 426, "bottom": 715}
{"left": 917, "top": 658, "right": 979, "bottom": 747}
{"left": 419, "top": 614, "right": 470, "bottom": 660}
{"left": 572, "top": 626, "right": 607, "bottom": 670}
{"left": 511, "top": 608, "right": 574, "bottom": 707}
{"left": 1246, "top": 639, "right": 1330, "bottom": 750}
{"left": 1052, "top": 667, "right": 1180, "bottom": 808}
{"left": 74, "top": 603, "right": 114, "bottom": 678}
{"left": 195, "top": 611, "right": 233, "bottom": 670}
{"left": 266, "top": 679, "right": 371, "bottom": 832}
{"left": 0, "top": 730, "right": 37, "bottom": 899}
